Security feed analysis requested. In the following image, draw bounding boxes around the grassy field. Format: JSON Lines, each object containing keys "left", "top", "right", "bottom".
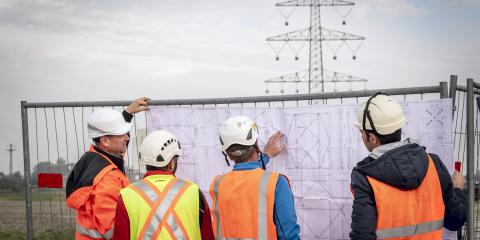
{"left": 0, "top": 190, "right": 75, "bottom": 240}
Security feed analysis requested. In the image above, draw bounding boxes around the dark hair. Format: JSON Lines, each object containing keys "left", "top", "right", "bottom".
{"left": 146, "top": 165, "right": 170, "bottom": 171}
{"left": 145, "top": 156, "right": 178, "bottom": 171}
{"left": 366, "top": 129, "right": 402, "bottom": 145}
{"left": 226, "top": 144, "right": 256, "bottom": 163}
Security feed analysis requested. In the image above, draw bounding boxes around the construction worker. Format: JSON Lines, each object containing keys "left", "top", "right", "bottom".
{"left": 66, "top": 97, "right": 149, "bottom": 240}
{"left": 112, "top": 130, "right": 214, "bottom": 239}
{"left": 349, "top": 93, "right": 467, "bottom": 239}
{"left": 210, "top": 116, "right": 300, "bottom": 240}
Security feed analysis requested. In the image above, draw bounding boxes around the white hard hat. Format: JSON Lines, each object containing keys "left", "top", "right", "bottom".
{"left": 354, "top": 93, "right": 406, "bottom": 135}
{"left": 139, "top": 130, "right": 183, "bottom": 168}
{"left": 219, "top": 116, "right": 259, "bottom": 151}
{"left": 87, "top": 109, "right": 132, "bottom": 139}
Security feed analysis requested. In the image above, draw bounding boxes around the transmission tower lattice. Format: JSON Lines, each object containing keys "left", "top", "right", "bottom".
{"left": 265, "top": 0, "right": 367, "bottom": 94}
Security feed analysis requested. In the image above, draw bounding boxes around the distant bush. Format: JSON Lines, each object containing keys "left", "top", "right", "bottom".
{"left": 0, "top": 172, "right": 24, "bottom": 193}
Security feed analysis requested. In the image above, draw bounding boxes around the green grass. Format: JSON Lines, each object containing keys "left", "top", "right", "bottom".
{"left": 0, "top": 230, "right": 24, "bottom": 240}
{"left": 0, "top": 230, "right": 75, "bottom": 240}
{"left": 0, "top": 191, "right": 64, "bottom": 201}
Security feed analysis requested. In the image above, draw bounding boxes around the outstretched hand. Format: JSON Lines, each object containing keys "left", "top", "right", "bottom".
{"left": 263, "top": 131, "right": 286, "bottom": 158}
{"left": 452, "top": 170, "right": 465, "bottom": 189}
{"left": 125, "top": 97, "right": 150, "bottom": 114}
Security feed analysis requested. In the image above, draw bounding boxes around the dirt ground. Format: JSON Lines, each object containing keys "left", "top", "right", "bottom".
{"left": 0, "top": 198, "right": 76, "bottom": 235}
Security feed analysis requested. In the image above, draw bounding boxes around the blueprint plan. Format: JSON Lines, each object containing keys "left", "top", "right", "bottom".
{"left": 147, "top": 99, "right": 455, "bottom": 239}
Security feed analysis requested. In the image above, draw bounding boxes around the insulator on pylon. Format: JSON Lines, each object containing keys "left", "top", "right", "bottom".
{"left": 265, "top": 89, "right": 269, "bottom": 94}
{"left": 276, "top": 55, "right": 280, "bottom": 61}
{"left": 295, "top": 55, "right": 299, "bottom": 61}
{"left": 333, "top": 55, "right": 337, "bottom": 60}
{"left": 295, "top": 89, "right": 299, "bottom": 94}
{"left": 285, "top": 21, "right": 289, "bottom": 26}
{"left": 342, "top": 20, "right": 346, "bottom": 25}
{"left": 280, "top": 89, "right": 284, "bottom": 94}
{"left": 352, "top": 55, "right": 356, "bottom": 60}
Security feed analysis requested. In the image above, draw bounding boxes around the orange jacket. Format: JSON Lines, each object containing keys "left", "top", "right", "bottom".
{"left": 66, "top": 145, "right": 130, "bottom": 239}
{"left": 209, "top": 168, "right": 279, "bottom": 239}
{"left": 367, "top": 155, "right": 445, "bottom": 239}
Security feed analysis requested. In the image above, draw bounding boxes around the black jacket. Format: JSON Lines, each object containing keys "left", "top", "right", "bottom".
{"left": 349, "top": 143, "right": 467, "bottom": 239}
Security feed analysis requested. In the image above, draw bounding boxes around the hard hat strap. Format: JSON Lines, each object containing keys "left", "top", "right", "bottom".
{"left": 253, "top": 145, "right": 266, "bottom": 170}
{"left": 222, "top": 151, "right": 231, "bottom": 167}
{"left": 362, "top": 92, "right": 387, "bottom": 135}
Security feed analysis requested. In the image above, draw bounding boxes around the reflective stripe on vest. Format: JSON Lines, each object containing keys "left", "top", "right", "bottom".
{"left": 212, "top": 171, "right": 273, "bottom": 240}
{"left": 376, "top": 219, "right": 444, "bottom": 239}
{"left": 136, "top": 178, "right": 189, "bottom": 240}
{"left": 76, "top": 223, "right": 113, "bottom": 240}
{"left": 130, "top": 179, "right": 159, "bottom": 204}
{"left": 257, "top": 172, "right": 271, "bottom": 240}
{"left": 212, "top": 175, "right": 225, "bottom": 240}
{"left": 221, "top": 238, "right": 256, "bottom": 240}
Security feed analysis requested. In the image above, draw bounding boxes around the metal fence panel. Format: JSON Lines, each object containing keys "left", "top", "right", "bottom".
{"left": 20, "top": 81, "right": 469, "bottom": 240}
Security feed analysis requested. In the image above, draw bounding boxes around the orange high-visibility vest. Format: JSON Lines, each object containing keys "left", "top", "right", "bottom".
{"left": 209, "top": 168, "right": 279, "bottom": 240}
{"left": 367, "top": 155, "right": 445, "bottom": 239}
{"left": 67, "top": 145, "right": 130, "bottom": 240}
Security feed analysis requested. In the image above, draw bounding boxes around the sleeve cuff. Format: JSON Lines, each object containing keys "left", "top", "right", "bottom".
{"left": 122, "top": 110, "right": 133, "bottom": 123}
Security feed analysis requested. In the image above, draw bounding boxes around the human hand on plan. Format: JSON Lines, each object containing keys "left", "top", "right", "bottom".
{"left": 263, "top": 131, "right": 286, "bottom": 158}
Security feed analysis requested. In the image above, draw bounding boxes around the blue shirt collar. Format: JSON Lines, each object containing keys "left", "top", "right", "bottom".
{"left": 233, "top": 161, "right": 263, "bottom": 170}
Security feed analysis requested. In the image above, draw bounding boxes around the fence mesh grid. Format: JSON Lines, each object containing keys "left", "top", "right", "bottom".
{"left": 18, "top": 81, "right": 480, "bottom": 239}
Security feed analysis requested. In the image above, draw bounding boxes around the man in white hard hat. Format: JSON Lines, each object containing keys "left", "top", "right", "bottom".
{"left": 209, "top": 116, "right": 300, "bottom": 240}
{"left": 66, "top": 97, "right": 149, "bottom": 240}
{"left": 112, "top": 130, "right": 214, "bottom": 240}
{"left": 349, "top": 93, "right": 467, "bottom": 239}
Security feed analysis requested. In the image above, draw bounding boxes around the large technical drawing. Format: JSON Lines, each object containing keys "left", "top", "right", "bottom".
{"left": 147, "top": 99, "right": 454, "bottom": 239}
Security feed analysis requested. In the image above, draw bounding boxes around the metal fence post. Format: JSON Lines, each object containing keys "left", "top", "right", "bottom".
{"left": 466, "top": 79, "right": 475, "bottom": 240}
{"left": 21, "top": 101, "right": 33, "bottom": 240}
{"left": 449, "top": 75, "right": 458, "bottom": 118}
{"left": 440, "top": 81, "right": 448, "bottom": 99}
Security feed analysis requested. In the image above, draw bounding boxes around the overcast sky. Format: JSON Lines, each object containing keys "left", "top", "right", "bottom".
{"left": 0, "top": 0, "right": 479, "bottom": 173}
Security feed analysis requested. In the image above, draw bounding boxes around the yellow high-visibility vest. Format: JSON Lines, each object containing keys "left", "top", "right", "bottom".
{"left": 120, "top": 174, "right": 201, "bottom": 240}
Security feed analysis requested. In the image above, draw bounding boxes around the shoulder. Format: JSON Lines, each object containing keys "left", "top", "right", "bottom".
{"left": 428, "top": 153, "right": 447, "bottom": 169}
{"left": 71, "top": 152, "right": 112, "bottom": 186}
{"left": 77, "top": 151, "right": 111, "bottom": 172}
{"left": 178, "top": 178, "right": 199, "bottom": 189}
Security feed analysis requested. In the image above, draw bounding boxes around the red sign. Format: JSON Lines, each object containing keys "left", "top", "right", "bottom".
{"left": 37, "top": 173, "right": 63, "bottom": 188}
{"left": 455, "top": 161, "right": 462, "bottom": 172}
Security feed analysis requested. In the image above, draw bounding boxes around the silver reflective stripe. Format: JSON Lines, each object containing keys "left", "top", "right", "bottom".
{"left": 213, "top": 175, "right": 224, "bottom": 240}
{"left": 222, "top": 238, "right": 256, "bottom": 240}
{"left": 166, "top": 214, "right": 187, "bottom": 240}
{"left": 76, "top": 223, "right": 113, "bottom": 239}
{"left": 103, "top": 227, "right": 114, "bottom": 240}
{"left": 376, "top": 219, "right": 444, "bottom": 239}
{"left": 142, "top": 179, "right": 187, "bottom": 240}
{"left": 257, "top": 172, "right": 271, "bottom": 240}
{"left": 131, "top": 180, "right": 158, "bottom": 203}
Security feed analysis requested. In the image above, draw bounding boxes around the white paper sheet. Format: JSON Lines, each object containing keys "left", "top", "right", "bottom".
{"left": 147, "top": 99, "right": 454, "bottom": 239}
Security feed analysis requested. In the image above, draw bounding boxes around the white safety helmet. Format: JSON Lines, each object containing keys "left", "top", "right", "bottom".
{"left": 219, "top": 116, "right": 259, "bottom": 151}
{"left": 354, "top": 93, "right": 406, "bottom": 135}
{"left": 87, "top": 109, "right": 132, "bottom": 139}
{"left": 139, "top": 130, "right": 183, "bottom": 168}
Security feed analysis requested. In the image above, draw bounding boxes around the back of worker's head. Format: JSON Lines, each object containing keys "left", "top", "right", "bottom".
{"left": 355, "top": 93, "right": 406, "bottom": 145}
{"left": 139, "top": 130, "right": 182, "bottom": 171}
{"left": 219, "top": 116, "right": 259, "bottom": 163}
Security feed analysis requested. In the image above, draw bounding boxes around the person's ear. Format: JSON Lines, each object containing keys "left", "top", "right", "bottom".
{"left": 100, "top": 136, "right": 109, "bottom": 146}
{"left": 369, "top": 133, "right": 377, "bottom": 144}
